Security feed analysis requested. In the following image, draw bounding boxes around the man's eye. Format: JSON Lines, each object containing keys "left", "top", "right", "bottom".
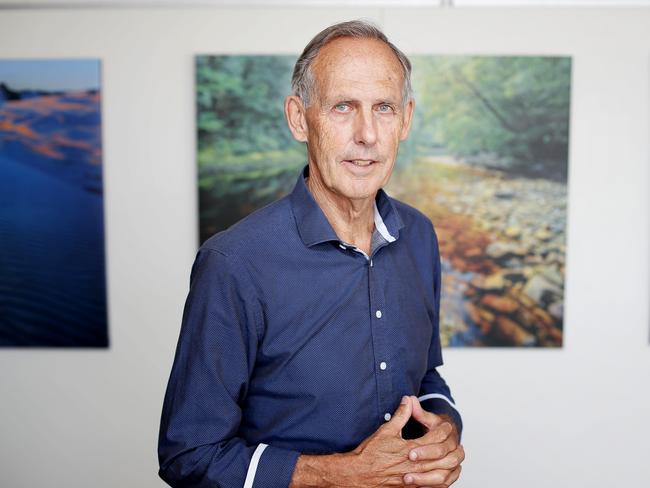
{"left": 334, "top": 103, "right": 350, "bottom": 112}
{"left": 377, "top": 104, "right": 393, "bottom": 113}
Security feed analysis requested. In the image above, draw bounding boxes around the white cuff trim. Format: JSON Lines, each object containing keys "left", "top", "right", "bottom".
{"left": 418, "top": 393, "right": 460, "bottom": 413}
{"left": 374, "top": 202, "right": 396, "bottom": 243}
{"left": 243, "top": 443, "right": 268, "bottom": 488}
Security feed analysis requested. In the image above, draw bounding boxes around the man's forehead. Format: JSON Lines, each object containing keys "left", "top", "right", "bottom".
{"left": 312, "top": 37, "right": 404, "bottom": 86}
{"left": 313, "top": 37, "right": 402, "bottom": 76}
{"left": 314, "top": 37, "right": 401, "bottom": 70}
{"left": 318, "top": 85, "right": 402, "bottom": 106}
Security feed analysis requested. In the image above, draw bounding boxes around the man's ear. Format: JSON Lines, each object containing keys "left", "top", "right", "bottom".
{"left": 399, "top": 98, "right": 415, "bottom": 141}
{"left": 285, "top": 95, "right": 309, "bottom": 143}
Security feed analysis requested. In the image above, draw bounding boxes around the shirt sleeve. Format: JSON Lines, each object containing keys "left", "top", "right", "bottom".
{"left": 417, "top": 227, "right": 463, "bottom": 439}
{"left": 158, "top": 248, "right": 300, "bottom": 487}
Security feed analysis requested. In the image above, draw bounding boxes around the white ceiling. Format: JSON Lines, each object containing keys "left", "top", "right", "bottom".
{"left": 1, "top": 0, "right": 650, "bottom": 8}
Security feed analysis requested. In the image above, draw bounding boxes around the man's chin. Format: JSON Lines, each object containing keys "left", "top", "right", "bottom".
{"left": 339, "top": 183, "right": 383, "bottom": 203}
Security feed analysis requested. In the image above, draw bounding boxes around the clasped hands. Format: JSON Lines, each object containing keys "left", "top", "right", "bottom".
{"left": 290, "top": 395, "right": 464, "bottom": 488}
{"left": 346, "top": 395, "right": 464, "bottom": 487}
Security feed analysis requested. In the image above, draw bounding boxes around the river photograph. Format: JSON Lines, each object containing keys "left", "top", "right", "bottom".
{"left": 196, "top": 54, "right": 571, "bottom": 347}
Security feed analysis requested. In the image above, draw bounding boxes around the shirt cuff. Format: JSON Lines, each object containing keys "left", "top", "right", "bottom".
{"left": 418, "top": 393, "right": 463, "bottom": 441}
{"left": 247, "top": 443, "right": 301, "bottom": 488}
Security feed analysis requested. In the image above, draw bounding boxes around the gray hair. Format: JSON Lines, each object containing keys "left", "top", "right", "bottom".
{"left": 291, "top": 20, "right": 413, "bottom": 107}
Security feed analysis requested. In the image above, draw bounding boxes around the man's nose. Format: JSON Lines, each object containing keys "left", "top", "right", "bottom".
{"left": 353, "top": 108, "right": 378, "bottom": 146}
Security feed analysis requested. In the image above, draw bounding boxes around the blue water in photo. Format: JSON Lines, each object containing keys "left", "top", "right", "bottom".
{"left": 0, "top": 153, "right": 107, "bottom": 347}
{"left": 0, "top": 73, "right": 107, "bottom": 347}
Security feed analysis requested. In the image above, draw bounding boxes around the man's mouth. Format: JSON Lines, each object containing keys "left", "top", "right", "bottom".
{"left": 344, "top": 159, "right": 376, "bottom": 167}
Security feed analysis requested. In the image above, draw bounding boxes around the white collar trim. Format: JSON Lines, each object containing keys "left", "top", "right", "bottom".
{"left": 374, "top": 202, "right": 396, "bottom": 243}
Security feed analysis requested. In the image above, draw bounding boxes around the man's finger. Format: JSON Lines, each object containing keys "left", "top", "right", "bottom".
{"left": 408, "top": 466, "right": 462, "bottom": 488}
{"left": 410, "top": 396, "right": 444, "bottom": 431}
{"left": 384, "top": 396, "right": 413, "bottom": 435}
{"left": 404, "top": 468, "right": 450, "bottom": 487}
{"left": 404, "top": 464, "right": 461, "bottom": 487}
{"left": 407, "top": 445, "right": 465, "bottom": 471}
{"left": 411, "top": 420, "right": 453, "bottom": 449}
{"left": 409, "top": 436, "right": 458, "bottom": 462}
{"left": 443, "top": 465, "right": 462, "bottom": 486}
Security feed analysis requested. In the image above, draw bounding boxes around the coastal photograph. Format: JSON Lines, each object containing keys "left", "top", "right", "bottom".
{"left": 0, "top": 59, "right": 108, "bottom": 347}
{"left": 196, "top": 54, "right": 571, "bottom": 347}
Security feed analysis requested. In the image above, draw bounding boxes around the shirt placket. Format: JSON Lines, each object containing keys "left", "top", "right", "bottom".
{"left": 367, "top": 254, "right": 392, "bottom": 423}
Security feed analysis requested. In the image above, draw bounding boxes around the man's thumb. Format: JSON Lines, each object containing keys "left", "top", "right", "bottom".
{"left": 387, "top": 396, "right": 413, "bottom": 433}
{"left": 411, "top": 396, "right": 443, "bottom": 430}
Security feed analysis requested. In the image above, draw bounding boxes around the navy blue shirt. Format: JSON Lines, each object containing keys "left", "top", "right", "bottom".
{"left": 158, "top": 167, "right": 462, "bottom": 488}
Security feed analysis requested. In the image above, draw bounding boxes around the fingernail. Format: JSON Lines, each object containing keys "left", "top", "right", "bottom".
{"left": 405, "top": 475, "right": 413, "bottom": 484}
{"left": 409, "top": 451, "right": 418, "bottom": 461}
{"left": 401, "top": 395, "right": 409, "bottom": 404}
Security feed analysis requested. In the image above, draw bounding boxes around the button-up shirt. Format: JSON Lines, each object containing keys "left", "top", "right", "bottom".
{"left": 158, "top": 167, "right": 462, "bottom": 488}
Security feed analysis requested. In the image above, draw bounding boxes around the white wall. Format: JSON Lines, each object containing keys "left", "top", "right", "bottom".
{"left": 0, "top": 6, "right": 649, "bottom": 488}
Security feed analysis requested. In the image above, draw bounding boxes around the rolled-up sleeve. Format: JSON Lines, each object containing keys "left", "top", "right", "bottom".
{"left": 158, "top": 248, "right": 300, "bottom": 487}
{"left": 417, "top": 229, "right": 463, "bottom": 439}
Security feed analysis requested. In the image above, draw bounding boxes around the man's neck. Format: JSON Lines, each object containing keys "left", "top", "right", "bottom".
{"left": 306, "top": 176, "right": 375, "bottom": 255}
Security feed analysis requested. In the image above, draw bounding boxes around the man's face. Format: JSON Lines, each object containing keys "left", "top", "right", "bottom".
{"left": 300, "top": 37, "right": 414, "bottom": 203}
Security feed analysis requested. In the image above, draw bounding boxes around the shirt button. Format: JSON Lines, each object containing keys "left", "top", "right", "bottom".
{"left": 375, "top": 310, "right": 382, "bottom": 319}
{"left": 384, "top": 413, "right": 391, "bottom": 421}
{"left": 379, "top": 361, "right": 387, "bottom": 370}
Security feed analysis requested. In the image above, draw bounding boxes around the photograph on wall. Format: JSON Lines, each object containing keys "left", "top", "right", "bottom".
{"left": 196, "top": 55, "right": 303, "bottom": 241}
{"left": 0, "top": 59, "right": 108, "bottom": 347}
{"left": 196, "top": 54, "right": 571, "bottom": 348}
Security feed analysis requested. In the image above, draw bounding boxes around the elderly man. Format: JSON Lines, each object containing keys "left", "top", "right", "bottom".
{"left": 159, "top": 20, "right": 464, "bottom": 488}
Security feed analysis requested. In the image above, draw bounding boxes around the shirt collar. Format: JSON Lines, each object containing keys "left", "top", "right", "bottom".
{"left": 289, "top": 165, "right": 404, "bottom": 248}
